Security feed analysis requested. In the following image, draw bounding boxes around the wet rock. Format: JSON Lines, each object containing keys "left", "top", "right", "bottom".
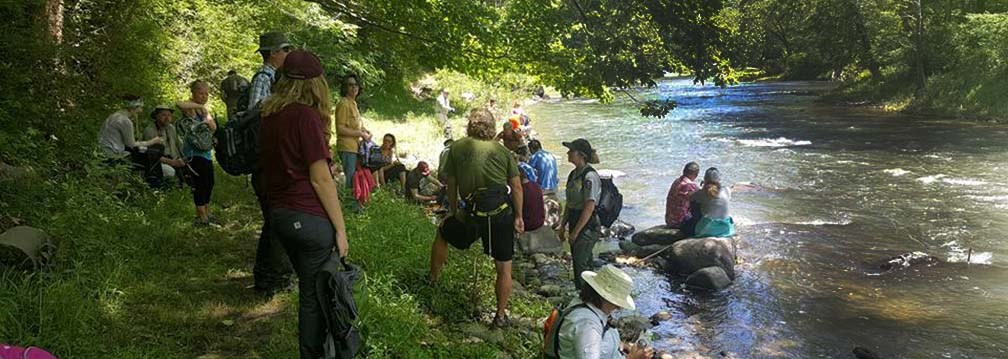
{"left": 606, "top": 220, "right": 635, "bottom": 240}
{"left": 669, "top": 237, "right": 735, "bottom": 279}
{"left": 538, "top": 284, "right": 563, "bottom": 297}
{"left": 619, "top": 240, "right": 641, "bottom": 254}
{"left": 632, "top": 225, "right": 687, "bottom": 246}
{"left": 0, "top": 226, "right": 55, "bottom": 269}
{"left": 853, "top": 347, "right": 881, "bottom": 359}
{"left": 516, "top": 261, "right": 536, "bottom": 271}
{"left": 650, "top": 257, "right": 669, "bottom": 271}
{"left": 518, "top": 226, "right": 563, "bottom": 255}
{"left": 877, "top": 251, "right": 940, "bottom": 273}
{"left": 547, "top": 296, "right": 567, "bottom": 307}
{"left": 685, "top": 266, "right": 733, "bottom": 291}
{"left": 649, "top": 311, "right": 673, "bottom": 325}
{"left": 615, "top": 315, "right": 652, "bottom": 341}
{"left": 531, "top": 253, "right": 550, "bottom": 266}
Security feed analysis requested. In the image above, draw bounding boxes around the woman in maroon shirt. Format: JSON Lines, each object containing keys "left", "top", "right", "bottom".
{"left": 258, "top": 49, "right": 348, "bottom": 359}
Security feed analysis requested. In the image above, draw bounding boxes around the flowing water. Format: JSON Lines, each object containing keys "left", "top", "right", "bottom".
{"left": 526, "top": 79, "right": 1008, "bottom": 358}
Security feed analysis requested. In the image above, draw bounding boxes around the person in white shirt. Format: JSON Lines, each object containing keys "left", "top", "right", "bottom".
{"left": 546, "top": 265, "right": 654, "bottom": 359}
{"left": 436, "top": 88, "right": 454, "bottom": 139}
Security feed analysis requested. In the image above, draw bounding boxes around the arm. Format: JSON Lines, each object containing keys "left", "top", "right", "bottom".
{"left": 334, "top": 103, "right": 369, "bottom": 138}
{"left": 447, "top": 175, "right": 462, "bottom": 221}
{"left": 569, "top": 318, "right": 605, "bottom": 359}
{"left": 309, "top": 159, "right": 349, "bottom": 257}
{"left": 411, "top": 188, "right": 436, "bottom": 202}
{"left": 509, "top": 175, "right": 525, "bottom": 234}
{"left": 247, "top": 73, "right": 269, "bottom": 109}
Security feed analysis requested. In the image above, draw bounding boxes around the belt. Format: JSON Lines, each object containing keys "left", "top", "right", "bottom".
{"left": 473, "top": 202, "right": 510, "bottom": 217}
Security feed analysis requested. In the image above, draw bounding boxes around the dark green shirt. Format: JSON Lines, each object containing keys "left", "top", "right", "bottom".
{"left": 442, "top": 137, "right": 519, "bottom": 198}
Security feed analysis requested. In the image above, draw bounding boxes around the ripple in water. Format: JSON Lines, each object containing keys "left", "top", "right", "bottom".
{"left": 736, "top": 137, "right": 812, "bottom": 147}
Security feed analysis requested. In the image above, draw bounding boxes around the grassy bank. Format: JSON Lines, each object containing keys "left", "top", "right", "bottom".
{"left": 0, "top": 143, "right": 547, "bottom": 357}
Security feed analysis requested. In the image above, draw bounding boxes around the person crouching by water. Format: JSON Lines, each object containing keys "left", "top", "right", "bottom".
{"left": 664, "top": 162, "right": 700, "bottom": 228}
{"left": 557, "top": 138, "right": 602, "bottom": 290}
{"left": 546, "top": 265, "right": 654, "bottom": 359}
{"left": 690, "top": 167, "right": 735, "bottom": 238}
{"left": 258, "top": 49, "right": 350, "bottom": 359}
{"left": 429, "top": 108, "right": 524, "bottom": 328}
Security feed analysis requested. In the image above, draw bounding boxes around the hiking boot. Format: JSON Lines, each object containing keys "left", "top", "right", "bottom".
{"left": 255, "top": 281, "right": 295, "bottom": 298}
{"left": 491, "top": 314, "right": 510, "bottom": 329}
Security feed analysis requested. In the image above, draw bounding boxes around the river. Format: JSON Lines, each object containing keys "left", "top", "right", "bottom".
{"left": 526, "top": 79, "right": 1008, "bottom": 358}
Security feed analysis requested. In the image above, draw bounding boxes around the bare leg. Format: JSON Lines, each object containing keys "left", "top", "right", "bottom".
{"left": 494, "top": 260, "right": 512, "bottom": 319}
{"left": 429, "top": 232, "right": 449, "bottom": 282}
{"left": 196, "top": 205, "right": 209, "bottom": 222}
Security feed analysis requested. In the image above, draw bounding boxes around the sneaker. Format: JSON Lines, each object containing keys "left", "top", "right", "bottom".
{"left": 491, "top": 314, "right": 510, "bottom": 329}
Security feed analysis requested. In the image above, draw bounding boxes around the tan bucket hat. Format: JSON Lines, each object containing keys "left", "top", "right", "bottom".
{"left": 581, "top": 264, "right": 635, "bottom": 310}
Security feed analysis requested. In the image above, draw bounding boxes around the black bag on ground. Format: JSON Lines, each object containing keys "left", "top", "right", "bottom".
{"left": 315, "top": 254, "right": 364, "bottom": 359}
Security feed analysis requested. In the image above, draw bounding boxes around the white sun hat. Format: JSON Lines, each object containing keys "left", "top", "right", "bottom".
{"left": 581, "top": 265, "right": 636, "bottom": 310}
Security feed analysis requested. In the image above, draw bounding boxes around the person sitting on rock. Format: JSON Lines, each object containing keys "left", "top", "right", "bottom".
{"left": 520, "top": 169, "right": 544, "bottom": 233}
{"left": 546, "top": 265, "right": 653, "bottom": 359}
{"left": 142, "top": 104, "right": 186, "bottom": 182}
{"left": 690, "top": 167, "right": 735, "bottom": 238}
{"left": 371, "top": 133, "right": 407, "bottom": 191}
{"left": 664, "top": 162, "right": 700, "bottom": 228}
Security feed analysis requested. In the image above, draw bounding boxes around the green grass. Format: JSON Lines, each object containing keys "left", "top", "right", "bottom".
{"left": 0, "top": 156, "right": 549, "bottom": 358}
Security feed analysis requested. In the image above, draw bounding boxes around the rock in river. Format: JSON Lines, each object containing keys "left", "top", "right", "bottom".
{"left": 685, "top": 266, "right": 733, "bottom": 291}
{"left": 669, "top": 237, "right": 735, "bottom": 279}
{"left": 631, "top": 225, "right": 687, "bottom": 246}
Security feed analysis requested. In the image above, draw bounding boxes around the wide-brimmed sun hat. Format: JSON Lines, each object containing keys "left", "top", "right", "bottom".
{"left": 258, "top": 31, "right": 291, "bottom": 52}
{"left": 149, "top": 104, "right": 174, "bottom": 119}
{"left": 562, "top": 138, "right": 600, "bottom": 164}
{"left": 581, "top": 264, "right": 635, "bottom": 310}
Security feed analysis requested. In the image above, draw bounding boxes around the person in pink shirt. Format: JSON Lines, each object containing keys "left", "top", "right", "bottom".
{"left": 665, "top": 162, "right": 700, "bottom": 228}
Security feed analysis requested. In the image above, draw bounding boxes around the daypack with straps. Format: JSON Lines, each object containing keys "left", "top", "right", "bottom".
{"left": 574, "top": 166, "right": 624, "bottom": 228}
{"left": 177, "top": 114, "right": 214, "bottom": 152}
{"left": 541, "top": 302, "right": 608, "bottom": 359}
{"left": 216, "top": 70, "right": 268, "bottom": 176}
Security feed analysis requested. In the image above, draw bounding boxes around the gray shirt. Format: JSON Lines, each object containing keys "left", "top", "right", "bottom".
{"left": 691, "top": 185, "right": 732, "bottom": 219}
{"left": 97, "top": 110, "right": 137, "bottom": 158}
{"left": 565, "top": 166, "right": 601, "bottom": 210}
{"left": 558, "top": 299, "right": 625, "bottom": 359}
{"left": 143, "top": 123, "right": 183, "bottom": 159}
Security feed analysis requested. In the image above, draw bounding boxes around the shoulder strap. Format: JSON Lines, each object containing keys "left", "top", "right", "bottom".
{"left": 549, "top": 303, "right": 607, "bottom": 357}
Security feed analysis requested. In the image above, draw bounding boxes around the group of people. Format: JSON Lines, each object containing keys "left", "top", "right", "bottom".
{"left": 95, "top": 29, "right": 664, "bottom": 358}
{"left": 664, "top": 162, "right": 736, "bottom": 238}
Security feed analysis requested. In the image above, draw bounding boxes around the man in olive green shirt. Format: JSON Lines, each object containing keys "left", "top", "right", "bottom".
{"left": 430, "top": 108, "right": 524, "bottom": 328}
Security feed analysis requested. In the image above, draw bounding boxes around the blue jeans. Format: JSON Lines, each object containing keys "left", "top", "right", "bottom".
{"left": 339, "top": 151, "right": 357, "bottom": 189}
{"left": 271, "top": 208, "right": 335, "bottom": 359}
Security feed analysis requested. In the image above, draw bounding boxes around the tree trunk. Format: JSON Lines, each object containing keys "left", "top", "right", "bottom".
{"left": 44, "top": 0, "right": 64, "bottom": 44}
{"left": 913, "top": 0, "right": 926, "bottom": 94}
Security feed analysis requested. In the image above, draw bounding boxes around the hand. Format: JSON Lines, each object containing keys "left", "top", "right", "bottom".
{"left": 570, "top": 229, "right": 581, "bottom": 242}
{"left": 514, "top": 217, "right": 525, "bottom": 235}
{"left": 335, "top": 230, "right": 349, "bottom": 258}
{"left": 150, "top": 136, "right": 164, "bottom": 145}
{"left": 555, "top": 227, "right": 567, "bottom": 242}
{"left": 196, "top": 106, "right": 208, "bottom": 116}
{"left": 624, "top": 343, "right": 654, "bottom": 359}
{"left": 170, "top": 158, "right": 186, "bottom": 167}
{"left": 362, "top": 130, "right": 372, "bottom": 141}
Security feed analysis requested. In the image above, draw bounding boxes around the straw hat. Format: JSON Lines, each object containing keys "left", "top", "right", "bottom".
{"left": 581, "top": 265, "right": 635, "bottom": 310}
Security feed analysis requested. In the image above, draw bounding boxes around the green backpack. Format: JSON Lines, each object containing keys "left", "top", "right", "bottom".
{"left": 178, "top": 114, "right": 214, "bottom": 152}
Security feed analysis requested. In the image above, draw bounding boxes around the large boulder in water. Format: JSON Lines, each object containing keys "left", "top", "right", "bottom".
{"left": 0, "top": 226, "right": 55, "bottom": 270}
{"left": 632, "top": 225, "right": 686, "bottom": 246}
{"left": 618, "top": 241, "right": 669, "bottom": 258}
{"left": 668, "top": 237, "right": 735, "bottom": 280}
{"left": 685, "top": 266, "right": 733, "bottom": 291}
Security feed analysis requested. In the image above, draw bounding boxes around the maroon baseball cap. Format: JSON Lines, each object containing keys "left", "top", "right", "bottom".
{"left": 283, "top": 50, "right": 324, "bottom": 80}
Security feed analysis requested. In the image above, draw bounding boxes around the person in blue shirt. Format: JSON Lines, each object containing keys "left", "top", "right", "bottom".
{"left": 516, "top": 147, "right": 538, "bottom": 184}
{"left": 528, "top": 139, "right": 559, "bottom": 193}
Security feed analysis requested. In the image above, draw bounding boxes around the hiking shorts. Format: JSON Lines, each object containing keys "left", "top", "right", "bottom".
{"left": 440, "top": 213, "right": 515, "bottom": 262}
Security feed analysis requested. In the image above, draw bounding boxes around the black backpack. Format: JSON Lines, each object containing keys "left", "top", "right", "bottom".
{"left": 216, "top": 71, "right": 268, "bottom": 176}
{"left": 579, "top": 167, "right": 623, "bottom": 228}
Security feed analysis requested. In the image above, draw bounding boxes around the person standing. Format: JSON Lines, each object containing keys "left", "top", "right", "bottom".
{"left": 176, "top": 80, "right": 218, "bottom": 226}
{"left": 664, "top": 162, "right": 700, "bottom": 228}
{"left": 557, "top": 138, "right": 602, "bottom": 290}
{"left": 259, "top": 49, "right": 350, "bottom": 359}
{"left": 429, "top": 108, "right": 524, "bottom": 328}
{"left": 335, "top": 74, "right": 371, "bottom": 201}
{"left": 436, "top": 88, "right": 455, "bottom": 139}
{"left": 220, "top": 69, "right": 249, "bottom": 120}
{"left": 249, "top": 31, "right": 295, "bottom": 295}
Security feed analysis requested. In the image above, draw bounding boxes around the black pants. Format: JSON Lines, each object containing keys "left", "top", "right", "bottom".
{"left": 252, "top": 172, "right": 294, "bottom": 290}
{"left": 271, "top": 208, "right": 334, "bottom": 359}
{"left": 188, "top": 156, "right": 214, "bottom": 206}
